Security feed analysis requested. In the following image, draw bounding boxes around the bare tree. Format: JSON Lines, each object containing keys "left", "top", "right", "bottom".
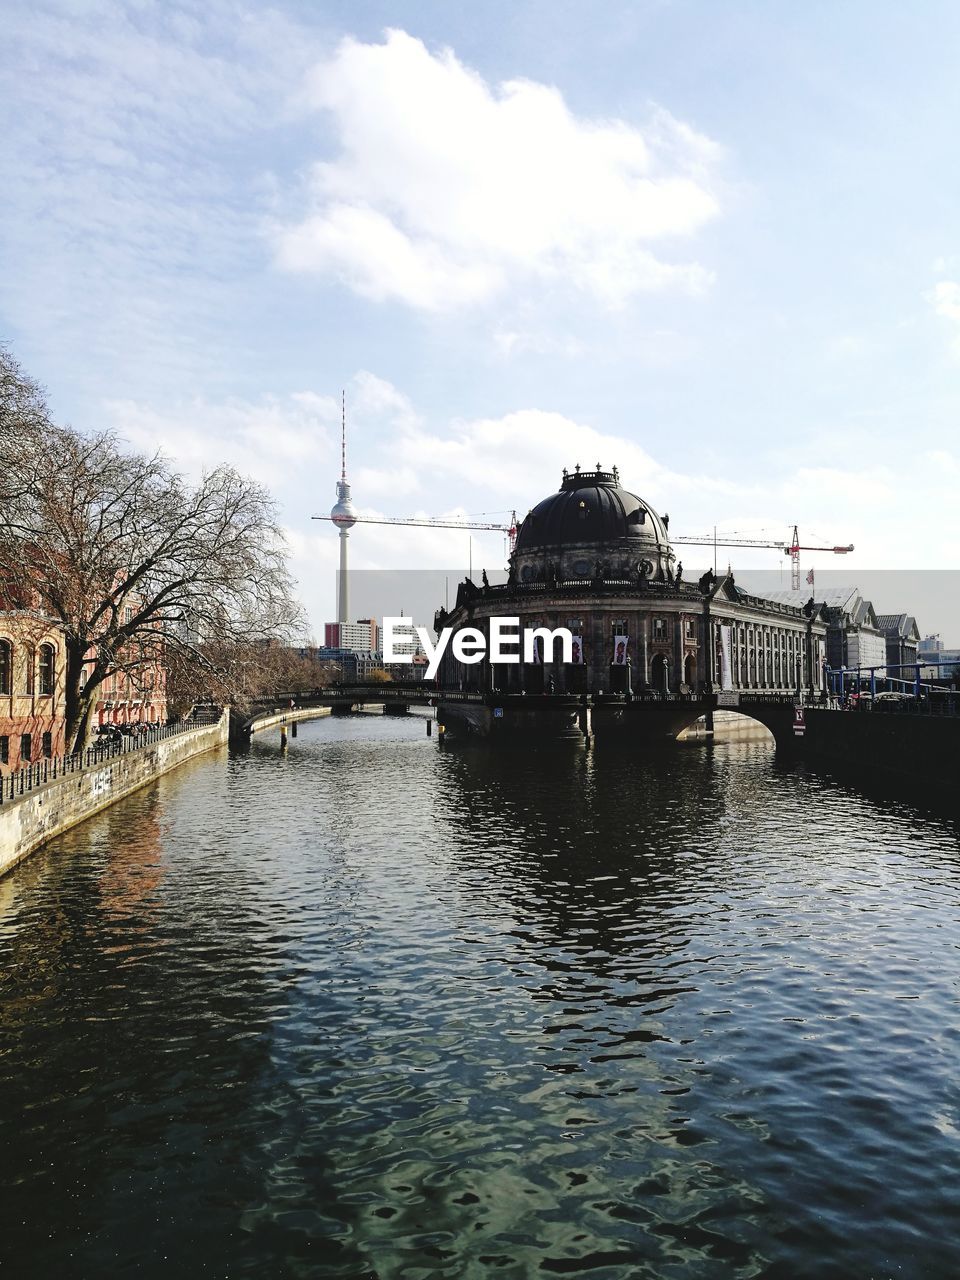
{"left": 0, "top": 349, "right": 305, "bottom": 752}
{"left": 164, "top": 641, "right": 340, "bottom": 719}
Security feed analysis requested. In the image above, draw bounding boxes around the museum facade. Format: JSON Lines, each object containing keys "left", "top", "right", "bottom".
{"left": 434, "top": 467, "right": 829, "bottom": 700}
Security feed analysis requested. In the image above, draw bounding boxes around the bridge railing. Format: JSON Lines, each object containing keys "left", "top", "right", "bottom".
{"left": 249, "top": 685, "right": 806, "bottom": 712}
{"left": 865, "top": 696, "right": 958, "bottom": 717}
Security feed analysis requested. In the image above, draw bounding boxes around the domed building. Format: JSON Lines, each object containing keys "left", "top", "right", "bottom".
{"left": 434, "top": 466, "right": 829, "bottom": 738}
{"left": 512, "top": 466, "right": 675, "bottom": 588}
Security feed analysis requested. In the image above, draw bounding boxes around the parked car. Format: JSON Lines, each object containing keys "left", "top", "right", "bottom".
{"left": 875, "top": 691, "right": 914, "bottom": 704}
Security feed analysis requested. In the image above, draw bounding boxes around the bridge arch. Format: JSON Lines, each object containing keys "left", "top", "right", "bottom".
{"left": 618, "top": 696, "right": 800, "bottom": 749}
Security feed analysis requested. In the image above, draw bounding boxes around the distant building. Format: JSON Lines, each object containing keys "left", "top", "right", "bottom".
{"left": 385, "top": 651, "right": 430, "bottom": 681}
{"left": 876, "top": 614, "right": 921, "bottom": 673}
{"left": 324, "top": 618, "right": 379, "bottom": 652}
{"left": 756, "top": 586, "right": 887, "bottom": 676}
{"left": 917, "top": 635, "right": 960, "bottom": 678}
{"left": 315, "top": 646, "right": 385, "bottom": 682}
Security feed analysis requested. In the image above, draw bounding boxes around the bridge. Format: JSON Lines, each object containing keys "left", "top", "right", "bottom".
{"left": 232, "top": 683, "right": 470, "bottom": 741}
{"left": 233, "top": 683, "right": 805, "bottom": 748}
{"left": 434, "top": 688, "right": 805, "bottom": 746}
{"left": 233, "top": 681, "right": 960, "bottom": 793}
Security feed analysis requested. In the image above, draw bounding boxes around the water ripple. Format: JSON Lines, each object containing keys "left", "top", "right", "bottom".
{"left": 2, "top": 719, "right": 960, "bottom": 1277}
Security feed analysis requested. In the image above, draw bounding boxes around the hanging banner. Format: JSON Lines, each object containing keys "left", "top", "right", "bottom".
{"left": 531, "top": 635, "right": 544, "bottom": 664}
{"left": 612, "top": 635, "right": 628, "bottom": 665}
{"left": 719, "top": 624, "right": 734, "bottom": 691}
{"left": 570, "top": 636, "right": 584, "bottom": 665}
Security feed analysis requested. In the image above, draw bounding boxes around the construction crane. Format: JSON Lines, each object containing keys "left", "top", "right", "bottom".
{"left": 312, "top": 510, "right": 521, "bottom": 554}
{"left": 786, "top": 525, "right": 854, "bottom": 590}
{"left": 671, "top": 525, "right": 854, "bottom": 589}
{"left": 312, "top": 513, "right": 852, "bottom": 588}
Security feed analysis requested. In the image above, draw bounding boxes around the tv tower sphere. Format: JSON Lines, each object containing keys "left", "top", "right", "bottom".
{"left": 331, "top": 482, "right": 357, "bottom": 528}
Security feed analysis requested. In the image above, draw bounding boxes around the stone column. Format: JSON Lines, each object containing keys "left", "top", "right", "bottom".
{"left": 673, "top": 612, "right": 684, "bottom": 693}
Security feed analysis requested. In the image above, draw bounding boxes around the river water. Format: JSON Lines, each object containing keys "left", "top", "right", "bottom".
{"left": 2, "top": 714, "right": 960, "bottom": 1279}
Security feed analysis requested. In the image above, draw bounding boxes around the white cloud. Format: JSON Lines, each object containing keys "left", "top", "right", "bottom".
{"left": 925, "top": 280, "right": 960, "bottom": 355}
{"left": 277, "top": 29, "right": 721, "bottom": 311}
{"left": 928, "top": 280, "right": 960, "bottom": 320}
{"left": 493, "top": 329, "right": 586, "bottom": 358}
{"left": 97, "top": 372, "right": 960, "bottom": 635}
{"left": 0, "top": 0, "right": 312, "bottom": 376}
{"left": 105, "top": 391, "right": 339, "bottom": 488}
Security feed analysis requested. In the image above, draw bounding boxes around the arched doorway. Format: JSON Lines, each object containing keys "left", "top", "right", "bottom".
{"left": 651, "top": 653, "right": 669, "bottom": 694}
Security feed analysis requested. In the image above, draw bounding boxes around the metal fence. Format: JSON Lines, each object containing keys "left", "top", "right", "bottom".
{"left": 863, "top": 696, "right": 958, "bottom": 718}
{"left": 0, "top": 707, "right": 223, "bottom": 805}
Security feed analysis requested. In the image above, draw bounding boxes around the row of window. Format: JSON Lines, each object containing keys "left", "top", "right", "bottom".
{"left": 731, "top": 622, "right": 809, "bottom": 688}
{"left": 0, "top": 640, "right": 57, "bottom": 697}
{"left": 0, "top": 732, "right": 53, "bottom": 764}
{"left": 539, "top": 618, "right": 697, "bottom": 642}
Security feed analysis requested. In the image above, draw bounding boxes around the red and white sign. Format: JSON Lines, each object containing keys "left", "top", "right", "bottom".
{"left": 793, "top": 706, "right": 806, "bottom": 736}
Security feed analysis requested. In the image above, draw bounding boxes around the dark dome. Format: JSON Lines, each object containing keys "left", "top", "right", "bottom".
{"left": 514, "top": 468, "right": 670, "bottom": 552}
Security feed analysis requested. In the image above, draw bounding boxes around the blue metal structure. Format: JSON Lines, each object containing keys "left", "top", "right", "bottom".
{"left": 826, "top": 659, "right": 958, "bottom": 701}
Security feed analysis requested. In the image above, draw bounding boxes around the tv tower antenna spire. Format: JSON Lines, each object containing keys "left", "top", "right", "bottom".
{"left": 330, "top": 388, "right": 357, "bottom": 624}
{"left": 341, "top": 389, "right": 347, "bottom": 480}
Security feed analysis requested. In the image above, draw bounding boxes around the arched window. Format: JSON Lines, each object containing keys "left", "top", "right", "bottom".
{"left": 0, "top": 640, "right": 11, "bottom": 695}
{"left": 38, "top": 644, "right": 55, "bottom": 696}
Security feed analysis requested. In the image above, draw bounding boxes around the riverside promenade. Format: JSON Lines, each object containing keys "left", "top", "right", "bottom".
{"left": 0, "top": 710, "right": 228, "bottom": 876}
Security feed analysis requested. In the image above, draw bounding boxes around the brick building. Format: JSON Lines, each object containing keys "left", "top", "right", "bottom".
{"left": 0, "top": 612, "right": 67, "bottom": 771}
{"left": 0, "top": 598, "right": 168, "bottom": 771}
{"left": 83, "top": 653, "right": 168, "bottom": 730}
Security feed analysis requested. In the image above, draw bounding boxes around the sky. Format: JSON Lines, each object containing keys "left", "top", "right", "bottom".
{"left": 3, "top": 1, "right": 960, "bottom": 639}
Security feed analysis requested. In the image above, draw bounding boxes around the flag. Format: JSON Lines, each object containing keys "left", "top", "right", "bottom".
{"left": 571, "top": 637, "right": 584, "bottom": 665}
{"left": 806, "top": 568, "right": 815, "bottom": 586}
{"left": 612, "top": 635, "right": 628, "bottom": 665}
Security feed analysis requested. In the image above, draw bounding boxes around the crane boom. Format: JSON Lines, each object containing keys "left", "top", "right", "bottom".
{"left": 313, "top": 511, "right": 520, "bottom": 551}
{"left": 312, "top": 514, "right": 853, "bottom": 578}
{"left": 313, "top": 514, "right": 509, "bottom": 533}
{"left": 672, "top": 535, "right": 785, "bottom": 548}
{"left": 673, "top": 535, "right": 853, "bottom": 552}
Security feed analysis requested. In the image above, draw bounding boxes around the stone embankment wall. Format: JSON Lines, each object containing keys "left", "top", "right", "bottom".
{"left": 245, "top": 706, "right": 332, "bottom": 735}
{"left": 801, "top": 708, "right": 960, "bottom": 789}
{"left": 0, "top": 713, "right": 229, "bottom": 877}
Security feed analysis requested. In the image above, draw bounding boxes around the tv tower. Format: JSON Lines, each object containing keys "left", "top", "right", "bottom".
{"left": 330, "top": 391, "right": 357, "bottom": 624}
